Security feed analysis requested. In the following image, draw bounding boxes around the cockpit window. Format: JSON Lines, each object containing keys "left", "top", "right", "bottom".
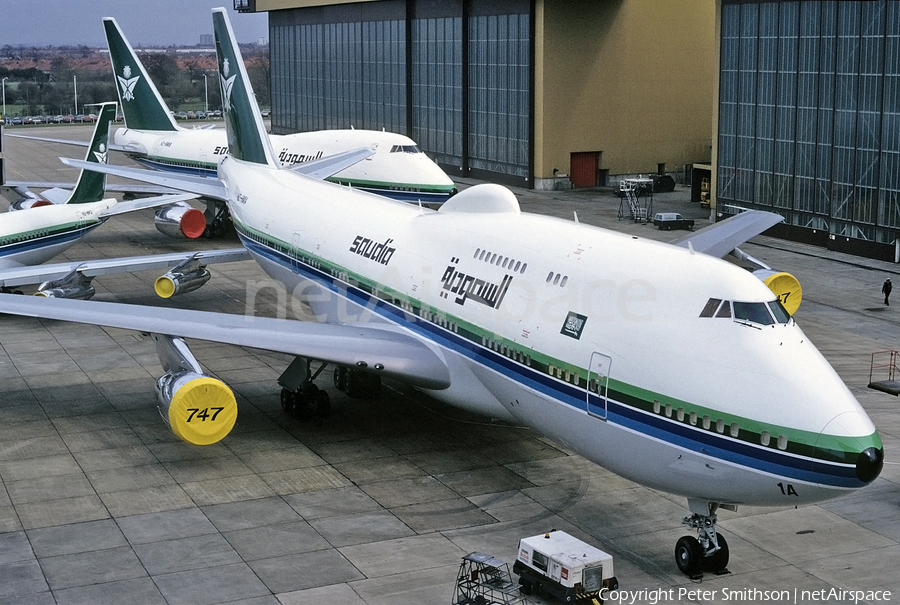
{"left": 700, "top": 298, "right": 721, "bottom": 318}
{"left": 390, "top": 145, "right": 421, "bottom": 154}
{"left": 768, "top": 300, "right": 791, "bottom": 324}
{"left": 733, "top": 301, "right": 775, "bottom": 325}
{"left": 715, "top": 300, "right": 731, "bottom": 318}
{"left": 700, "top": 297, "right": 791, "bottom": 325}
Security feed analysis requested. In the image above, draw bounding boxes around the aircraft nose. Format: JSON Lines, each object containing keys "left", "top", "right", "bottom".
{"left": 815, "top": 410, "right": 883, "bottom": 488}
{"left": 856, "top": 446, "right": 884, "bottom": 483}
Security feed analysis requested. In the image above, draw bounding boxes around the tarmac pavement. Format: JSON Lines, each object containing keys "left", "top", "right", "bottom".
{"left": 0, "top": 125, "right": 898, "bottom": 605}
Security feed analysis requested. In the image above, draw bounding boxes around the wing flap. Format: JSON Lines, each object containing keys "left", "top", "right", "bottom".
{"left": 0, "top": 294, "right": 451, "bottom": 390}
{"left": 670, "top": 210, "right": 784, "bottom": 258}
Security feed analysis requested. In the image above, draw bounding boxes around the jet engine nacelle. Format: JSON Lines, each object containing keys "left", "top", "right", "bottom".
{"left": 34, "top": 284, "right": 97, "bottom": 300}
{"left": 155, "top": 266, "right": 211, "bottom": 298}
{"left": 10, "top": 198, "right": 55, "bottom": 211}
{"left": 34, "top": 273, "right": 96, "bottom": 300}
{"left": 154, "top": 202, "right": 207, "bottom": 239}
{"left": 151, "top": 334, "right": 238, "bottom": 446}
{"left": 155, "top": 371, "right": 237, "bottom": 445}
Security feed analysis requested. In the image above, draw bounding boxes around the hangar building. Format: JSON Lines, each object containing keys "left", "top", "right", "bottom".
{"left": 714, "top": 0, "right": 900, "bottom": 261}
{"left": 235, "top": 0, "right": 716, "bottom": 190}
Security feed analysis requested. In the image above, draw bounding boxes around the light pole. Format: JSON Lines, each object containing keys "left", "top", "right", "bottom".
{"left": 73, "top": 75, "right": 77, "bottom": 116}
{"left": 2, "top": 77, "right": 8, "bottom": 119}
{"left": 203, "top": 74, "right": 208, "bottom": 113}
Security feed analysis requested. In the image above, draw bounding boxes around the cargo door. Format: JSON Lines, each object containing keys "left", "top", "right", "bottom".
{"left": 587, "top": 352, "right": 611, "bottom": 420}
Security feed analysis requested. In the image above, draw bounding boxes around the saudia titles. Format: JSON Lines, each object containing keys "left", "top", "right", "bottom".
{"left": 440, "top": 257, "right": 511, "bottom": 310}
{"left": 349, "top": 235, "right": 396, "bottom": 266}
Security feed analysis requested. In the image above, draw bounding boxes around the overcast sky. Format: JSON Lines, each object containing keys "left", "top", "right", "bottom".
{"left": 0, "top": 1, "right": 269, "bottom": 47}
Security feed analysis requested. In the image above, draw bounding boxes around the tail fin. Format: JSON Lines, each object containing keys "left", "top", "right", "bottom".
{"left": 103, "top": 17, "right": 179, "bottom": 132}
{"left": 212, "top": 8, "right": 278, "bottom": 167}
{"left": 66, "top": 102, "right": 117, "bottom": 204}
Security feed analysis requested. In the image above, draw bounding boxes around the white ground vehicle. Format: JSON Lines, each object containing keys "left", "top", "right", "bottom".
{"left": 512, "top": 531, "right": 618, "bottom": 603}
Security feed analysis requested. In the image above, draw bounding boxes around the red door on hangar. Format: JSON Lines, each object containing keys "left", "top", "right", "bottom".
{"left": 570, "top": 151, "right": 602, "bottom": 188}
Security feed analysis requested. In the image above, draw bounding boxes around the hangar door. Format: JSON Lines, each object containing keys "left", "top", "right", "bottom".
{"left": 570, "top": 151, "right": 602, "bottom": 188}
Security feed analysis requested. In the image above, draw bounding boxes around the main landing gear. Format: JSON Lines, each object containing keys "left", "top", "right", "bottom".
{"left": 278, "top": 357, "right": 382, "bottom": 420}
{"left": 674, "top": 501, "right": 730, "bottom": 578}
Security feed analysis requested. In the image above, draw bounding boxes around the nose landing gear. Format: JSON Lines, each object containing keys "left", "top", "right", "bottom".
{"left": 675, "top": 501, "right": 730, "bottom": 578}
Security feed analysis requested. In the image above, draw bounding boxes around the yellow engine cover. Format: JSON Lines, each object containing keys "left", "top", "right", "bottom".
{"left": 762, "top": 271, "right": 803, "bottom": 315}
{"left": 154, "top": 276, "right": 177, "bottom": 298}
{"left": 168, "top": 377, "right": 238, "bottom": 445}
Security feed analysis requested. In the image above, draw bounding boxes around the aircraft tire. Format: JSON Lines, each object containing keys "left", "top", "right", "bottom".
{"left": 315, "top": 390, "right": 331, "bottom": 417}
{"left": 703, "top": 532, "right": 729, "bottom": 573}
{"left": 675, "top": 536, "right": 703, "bottom": 576}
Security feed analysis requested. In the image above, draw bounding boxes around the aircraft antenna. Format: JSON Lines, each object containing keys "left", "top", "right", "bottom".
{"left": 574, "top": 211, "right": 580, "bottom": 224}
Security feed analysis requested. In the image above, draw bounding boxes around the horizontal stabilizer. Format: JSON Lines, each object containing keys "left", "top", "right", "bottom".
{"left": 0, "top": 293, "right": 452, "bottom": 390}
{"left": 671, "top": 210, "right": 784, "bottom": 258}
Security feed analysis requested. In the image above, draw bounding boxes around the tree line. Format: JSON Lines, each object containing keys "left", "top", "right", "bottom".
{"left": 1, "top": 46, "right": 269, "bottom": 118}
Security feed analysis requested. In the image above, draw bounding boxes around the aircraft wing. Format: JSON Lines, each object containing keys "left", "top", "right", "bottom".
{"left": 0, "top": 248, "right": 251, "bottom": 289}
{"left": 60, "top": 158, "right": 228, "bottom": 200}
{"left": 61, "top": 147, "right": 375, "bottom": 199}
{"left": 670, "top": 210, "right": 784, "bottom": 258}
{"left": 4, "top": 132, "right": 131, "bottom": 153}
{"left": 285, "top": 147, "right": 375, "bottom": 179}
{"left": 5, "top": 180, "right": 183, "bottom": 196}
{"left": 98, "top": 193, "right": 198, "bottom": 217}
{"left": 0, "top": 293, "right": 452, "bottom": 390}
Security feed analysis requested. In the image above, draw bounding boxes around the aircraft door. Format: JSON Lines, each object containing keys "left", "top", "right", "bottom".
{"left": 292, "top": 233, "right": 302, "bottom": 271}
{"left": 587, "top": 352, "right": 611, "bottom": 420}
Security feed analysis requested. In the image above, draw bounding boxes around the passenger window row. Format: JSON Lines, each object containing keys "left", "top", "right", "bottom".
{"left": 652, "top": 399, "right": 789, "bottom": 450}
{"left": 548, "top": 363, "right": 581, "bottom": 386}
{"left": 473, "top": 248, "right": 528, "bottom": 274}
{"left": 483, "top": 335, "right": 532, "bottom": 367}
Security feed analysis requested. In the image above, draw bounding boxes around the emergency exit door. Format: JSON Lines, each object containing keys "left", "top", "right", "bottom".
{"left": 586, "top": 352, "right": 611, "bottom": 420}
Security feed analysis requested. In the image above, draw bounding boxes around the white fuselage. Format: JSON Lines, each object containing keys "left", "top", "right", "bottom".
{"left": 114, "top": 126, "right": 456, "bottom": 202}
{"left": 0, "top": 200, "right": 114, "bottom": 268}
{"left": 219, "top": 156, "right": 881, "bottom": 508}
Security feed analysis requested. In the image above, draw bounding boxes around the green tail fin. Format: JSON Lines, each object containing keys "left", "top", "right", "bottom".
{"left": 103, "top": 17, "right": 178, "bottom": 132}
{"left": 212, "top": 8, "right": 278, "bottom": 167}
{"left": 66, "top": 102, "right": 117, "bottom": 205}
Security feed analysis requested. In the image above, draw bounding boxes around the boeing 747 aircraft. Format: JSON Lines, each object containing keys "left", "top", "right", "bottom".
{"left": 0, "top": 9, "right": 882, "bottom": 578}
